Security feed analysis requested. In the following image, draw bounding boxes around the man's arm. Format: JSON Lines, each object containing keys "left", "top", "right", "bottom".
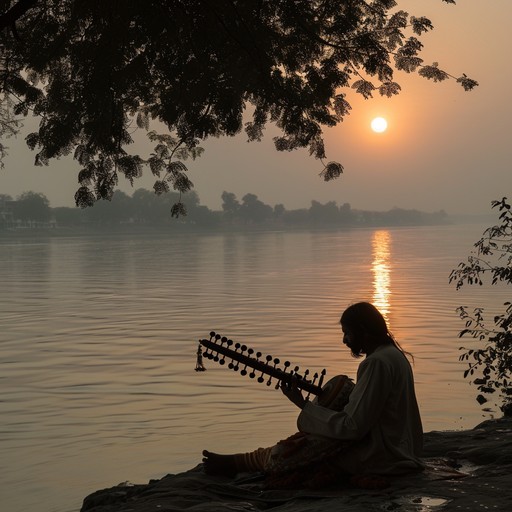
{"left": 296, "top": 357, "right": 392, "bottom": 440}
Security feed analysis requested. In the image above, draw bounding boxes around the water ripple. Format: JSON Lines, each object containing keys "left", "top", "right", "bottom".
{"left": 0, "top": 224, "right": 506, "bottom": 512}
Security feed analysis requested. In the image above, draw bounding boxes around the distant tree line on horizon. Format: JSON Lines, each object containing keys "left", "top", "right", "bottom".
{"left": 0, "top": 189, "right": 449, "bottom": 231}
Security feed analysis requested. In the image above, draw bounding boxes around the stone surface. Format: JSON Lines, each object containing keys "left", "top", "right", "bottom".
{"left": 81, "top": 417, "right": 512, "bottom": 512}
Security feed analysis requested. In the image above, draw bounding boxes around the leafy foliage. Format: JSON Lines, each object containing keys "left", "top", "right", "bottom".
{"left": 0, "top": 0, "right": 477, "bottom": 213}
{"left": 450, "top": 198, "right": 512, "bottom": 415}
{"left": 0, "top": 92, "right": 21, "bottom": 167}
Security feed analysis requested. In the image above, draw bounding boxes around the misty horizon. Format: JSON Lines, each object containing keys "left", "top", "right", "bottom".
{"left": 1, "top": 185, "right": 496, "bottom": 221}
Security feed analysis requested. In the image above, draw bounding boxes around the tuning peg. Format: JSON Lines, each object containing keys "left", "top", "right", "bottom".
{"left": 231, "top": 343, "right": 241, "bottom": 371}
{"left": 318, "top": 369, "right": 326, "bottom": 389}
{"left": 276, "top": 360, "right": 289, "bottom": 389}
{"left": 249, "top": 350, "right": 259, "bottom": 379}
{"left": 267, "top": 358, "right": 280, "bottom": 386}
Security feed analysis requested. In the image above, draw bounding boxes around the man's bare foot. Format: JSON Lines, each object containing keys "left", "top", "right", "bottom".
{"left": 202, "top": 450, "right": 238, "bottom": 477}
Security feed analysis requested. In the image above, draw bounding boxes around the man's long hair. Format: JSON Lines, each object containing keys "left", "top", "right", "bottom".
{"left": 340, "top": 302, "right": 413, "bottom": 361}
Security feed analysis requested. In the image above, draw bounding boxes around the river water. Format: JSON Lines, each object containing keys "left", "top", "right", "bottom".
{"left": 0, "top": 224, "right": 508, "bottom": 512}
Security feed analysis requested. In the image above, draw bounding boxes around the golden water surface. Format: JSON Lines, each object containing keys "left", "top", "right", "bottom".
{"left": 0, "top": 224, "right": 507, "bottom": 512}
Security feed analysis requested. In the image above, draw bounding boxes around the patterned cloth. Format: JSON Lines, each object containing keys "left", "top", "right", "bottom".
{"left": 263, "top": 375, "right": 356, "bottom": 489}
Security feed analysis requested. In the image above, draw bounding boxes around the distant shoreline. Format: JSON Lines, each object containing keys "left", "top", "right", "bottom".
{"left": 0, "top": 214, "right": 496, "bottom": 238}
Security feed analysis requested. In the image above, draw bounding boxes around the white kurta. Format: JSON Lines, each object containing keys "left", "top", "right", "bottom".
{"left": 297, "top": 344, "right": 424, "bottom": 475}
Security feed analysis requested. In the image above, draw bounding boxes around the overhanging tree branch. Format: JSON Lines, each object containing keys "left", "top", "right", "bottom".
{"left": 0, "top": 0, "right": 39, "bottom": 32}
{"left": 0, "top": 0, "right": 478, "bottom": 211}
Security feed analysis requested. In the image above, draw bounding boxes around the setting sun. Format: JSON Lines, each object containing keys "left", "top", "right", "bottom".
{"left": 371, "top": 117, "right": 388, "bottom": 133}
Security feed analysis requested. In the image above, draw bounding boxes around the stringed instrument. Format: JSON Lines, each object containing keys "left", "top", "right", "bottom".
{"left": 195, "top": 331, "right": 327, "bottom": 398}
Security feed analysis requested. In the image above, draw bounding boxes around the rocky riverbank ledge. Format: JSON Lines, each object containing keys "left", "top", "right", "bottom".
{"left": 81, "top": 416, "right": 512, "bottom": 512}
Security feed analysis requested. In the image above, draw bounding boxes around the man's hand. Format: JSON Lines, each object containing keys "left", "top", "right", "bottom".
{"left": 280, "top": 376, "right": 307, "bottom": 409}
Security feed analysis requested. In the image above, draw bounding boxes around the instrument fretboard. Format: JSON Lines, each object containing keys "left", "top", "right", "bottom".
{"left": 196, "top": 331, "right": 326, "bottom": 397}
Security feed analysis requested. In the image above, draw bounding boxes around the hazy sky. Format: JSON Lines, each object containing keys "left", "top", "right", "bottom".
{"left": 1, "top": 0, "right": 511, "bottom": 215}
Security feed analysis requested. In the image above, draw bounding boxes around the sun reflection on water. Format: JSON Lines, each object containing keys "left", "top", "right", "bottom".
{"left": 372, "top": 230, "right": 391, "bottom": 320}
